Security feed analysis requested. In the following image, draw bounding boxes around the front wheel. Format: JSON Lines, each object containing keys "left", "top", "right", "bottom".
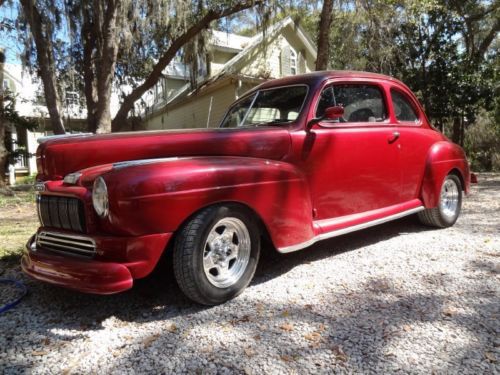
{"left": 173, "top": 205, "right": 260, "bottom": 305}
{"left": 418, "top": 174, "right": 462, "bottom": 228}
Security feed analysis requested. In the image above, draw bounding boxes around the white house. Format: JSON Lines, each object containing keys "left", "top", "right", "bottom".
{"left": 142, "top": 17, "right": 317, "bottom": 130}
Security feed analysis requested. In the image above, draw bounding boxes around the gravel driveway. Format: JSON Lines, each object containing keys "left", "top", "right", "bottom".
{"left": 0, "top": 174, "right": 499, "bottom": 374}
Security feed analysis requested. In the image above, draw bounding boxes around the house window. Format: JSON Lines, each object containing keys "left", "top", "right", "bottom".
{"left": 290, "top": 48, "right": 297, "bottom": 75}
{"left": 65, "top": 91, "right": 79, "bottom": 106}
{"left": 35, "top": 90, "right": 46, "bottom": 106}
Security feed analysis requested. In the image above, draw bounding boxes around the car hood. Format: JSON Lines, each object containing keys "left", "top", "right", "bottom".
{"left": 36, "top": 127, "right": 291, "bottom": 180}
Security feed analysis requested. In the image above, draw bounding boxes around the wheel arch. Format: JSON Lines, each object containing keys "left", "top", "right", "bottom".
{"left": 420, "top": 141, "right": 470, "bottom": 208}
{"left": 176, "top": 200, "right": 275, "bottom": 251}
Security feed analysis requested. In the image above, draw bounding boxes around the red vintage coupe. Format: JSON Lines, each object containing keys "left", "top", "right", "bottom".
{"left": 22, "top": 71, "right": 471, "bottom": 305}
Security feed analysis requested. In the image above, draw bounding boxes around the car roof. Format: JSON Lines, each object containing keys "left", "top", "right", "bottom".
{"left": 254, "top": 70, "right": 405, "bottom": 90}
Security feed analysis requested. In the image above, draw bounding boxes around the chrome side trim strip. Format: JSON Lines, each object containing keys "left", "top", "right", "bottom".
{"left": 278, "top": 206, "right": 425, "bottom": 253}
{"left": 113, "top": 157, "right": 181, "bottom": 170}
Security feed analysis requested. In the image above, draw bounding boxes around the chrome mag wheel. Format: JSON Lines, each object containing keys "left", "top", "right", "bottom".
{"left": 439, "top": 178, "right": 460, "bottom": 219}
{"left": 203, "top": 217, "right": 251, "bottom": 288}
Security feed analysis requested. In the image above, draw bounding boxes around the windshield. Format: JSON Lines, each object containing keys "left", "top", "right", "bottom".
{"left": 220, "top": 85, "right": 308, "bottom": 128}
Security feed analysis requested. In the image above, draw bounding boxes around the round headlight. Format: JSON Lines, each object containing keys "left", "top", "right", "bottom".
{"left": 92, "top": 176, "right": 109, "bottom": 217}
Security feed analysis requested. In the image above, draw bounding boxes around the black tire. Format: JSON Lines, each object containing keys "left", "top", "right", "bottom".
{"left": 173, "top": 204, "right": 260, "bottom": 305}
{"left": 418, "top": 174, "right": 462, "bottom": 228}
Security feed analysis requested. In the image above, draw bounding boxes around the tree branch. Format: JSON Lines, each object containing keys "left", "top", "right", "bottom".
{"left": 111, "top": 0, "right": 261, "bottom": 131}
{"left": 476, "top": 17, "right": 500, "bottom": 61}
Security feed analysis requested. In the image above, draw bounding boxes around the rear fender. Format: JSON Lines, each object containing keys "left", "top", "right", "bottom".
{"left": 420, "top": 142, "right": 470, "bottom": 208}
{"left": 101, "top": 156, "right": 314, "bottom": 250}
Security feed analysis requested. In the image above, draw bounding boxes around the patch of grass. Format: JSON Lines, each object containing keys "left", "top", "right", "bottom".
{"left": 0, "top": 191, "right": 38, "bottom": 263}
{"left": 0, "top": 247, "right": 24, "bottom": 269}
{"left": 17, "top": 175, "right": 36, "bottom": 185}
{"left": 0, "top": 190, "right": 37, "bottom": 209}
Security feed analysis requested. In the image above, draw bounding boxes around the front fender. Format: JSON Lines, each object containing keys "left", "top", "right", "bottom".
{"left": 100, "top": 156, "right": 314, "bottom": 250}
{"left": 420, "top": 142, "right": 470, "bottom": 208}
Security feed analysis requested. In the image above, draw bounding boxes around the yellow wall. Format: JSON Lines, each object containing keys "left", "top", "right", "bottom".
{"left": 210, "top": 51, "right": 238, "bottom": 75}
{"left": 144, "top": 83, "right": 237, "bottom": 130}
{"left": 239, "top": 25, "right": 315, "bottom": 78}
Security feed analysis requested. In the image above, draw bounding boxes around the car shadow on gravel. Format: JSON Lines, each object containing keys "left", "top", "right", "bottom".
{"left": 252, "top": 215, "right": 430, "bottom": 285}
{"left": 4, "top": 216, "right": 429, "bottom": 317}
{"left": 1, "top": 216, "right": 431, "bottom": 338}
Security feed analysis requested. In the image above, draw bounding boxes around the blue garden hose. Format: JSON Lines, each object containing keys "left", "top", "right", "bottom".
{"left": 0, "top": 279, "right": 27, "bottom": 314}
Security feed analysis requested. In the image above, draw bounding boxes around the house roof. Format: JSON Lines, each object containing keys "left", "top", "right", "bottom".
{"left": 211, "top": 30, "right": 252, "bottom": 52}
{"left": 212, "top": 16, "right": 317, "bottom": 80}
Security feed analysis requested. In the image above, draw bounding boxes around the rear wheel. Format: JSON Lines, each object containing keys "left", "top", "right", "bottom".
{"left": 173, "top": 205, "right": 260, "bottom": 305}
{"left": 418, "top": 174, "right": 462, "bottom": 228}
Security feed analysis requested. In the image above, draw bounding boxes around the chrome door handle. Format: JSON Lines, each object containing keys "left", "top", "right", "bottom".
{"left": 388, "top": 131, "right": 400, "bottom": 144}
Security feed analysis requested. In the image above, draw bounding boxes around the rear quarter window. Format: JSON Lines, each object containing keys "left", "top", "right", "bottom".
{"left": 391, "top": 89, "right": 419, "bottom": 123}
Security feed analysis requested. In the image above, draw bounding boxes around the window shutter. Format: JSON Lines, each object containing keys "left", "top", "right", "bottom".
{"left": 280, "top": 45, "right": 291, "bottom": 77}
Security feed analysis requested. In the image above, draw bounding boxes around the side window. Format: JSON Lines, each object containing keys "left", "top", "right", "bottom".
{"left": 316, "top": 84, "right": 387, "bottom": 123}
{"left": 220, "top": 94, "right": 256, "bottom": 128}
{"left": 391, "top": 89, "right": 419, "bottom": 123}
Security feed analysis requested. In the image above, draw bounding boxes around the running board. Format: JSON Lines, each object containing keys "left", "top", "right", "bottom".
{"left": 277, "top": 206, "right": 425, "bottom": 253}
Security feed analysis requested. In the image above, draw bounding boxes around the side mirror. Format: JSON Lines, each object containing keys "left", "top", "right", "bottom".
{"left": 306, "top": 106, "right": 344, "bottom": 130}
{"left": 324, "top": 106, "right": 344, "bottom": 120}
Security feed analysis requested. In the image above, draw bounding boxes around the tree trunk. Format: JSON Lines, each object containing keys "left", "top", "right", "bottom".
{"left": 82, "top": 6, "right": 98, "bottom": 133}
{"left": 315, "top": 0, "right": 334, "bottom": 71}
{"left": 0, "top": 48, "right": 7, "bottom": 187}
{"left": 111, "top": 0, "right": 260, "bottom": 132}
{"left": 93, "top": 0, "right": 120, "bottom": 133}
{"left": 20, "top": 0, "right": 65, "bottom": 135}
{"left": 451, "top": 116, "right": 461, "bottom": 145}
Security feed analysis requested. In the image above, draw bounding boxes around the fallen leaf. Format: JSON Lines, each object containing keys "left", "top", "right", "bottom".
{"left": 304, "top": 332, "right": 322, "bottom": 342}
{"left": 41, "top": 338, "right": 51, "bottom": 346}
{"left": 281, "top": 310, "right": 290, "bottom": 317}
{"left": 280, "top": 354, "right": 294, "bottom": 362}
{"left": 331, "top": 345, "right": 348, "bottom": 362}
{"left": 200, "top": 345, "right": 213, "bottom": 354}
{"left": 280, "top": 323, "right": 294, "bottom": 332}
{"left": 309, "top": 342, "right": 321, "bottom": 349}
{"left": 253, "top": 335, "right": 261, "bottom": 341}
{"left": 231, "top": 315, "right": 252, "bottom": 325}
{"left": 402, "top": 324, "right": 412, "bottom": 332}
{"left": 317, "top": 323, "right": 326, "bottom": 332}
{"left": 442, "top": 306, "right": 458, "bottom": 317}
{"left": 142, "top": 334, "right": 159, "bottom": 348}
{"left": 485, "top": 352, "right": 497, "bottom": 362}
{"left": 244, "top": 347, "right": 256, "bottom": 357}
{"left": 32, "top": 350, "right": 48, "bottom": 356}
{"left": 167, "top": 323, "right": 178, "bottom": 333}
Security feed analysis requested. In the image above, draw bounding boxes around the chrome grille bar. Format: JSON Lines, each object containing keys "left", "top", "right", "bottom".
{"left": 36, "top": 231, "right": 96, "bottom": 258}
{"left": 36, "top": 195, "right": 86, "bottom": 232}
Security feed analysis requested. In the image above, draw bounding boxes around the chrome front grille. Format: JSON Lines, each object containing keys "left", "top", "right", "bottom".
{"left": 36, "top": 231, "right": 96, "bottom": 258}
{"left": 37, "top": 195, "right": 86, "bottom": 232}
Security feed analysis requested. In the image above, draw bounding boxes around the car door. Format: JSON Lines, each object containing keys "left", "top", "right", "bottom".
{"left": 296, "top": 80, "right": 403, "bottom": 221}
{"left": 389, "top": 87, "right": 440, "bottom": 201}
